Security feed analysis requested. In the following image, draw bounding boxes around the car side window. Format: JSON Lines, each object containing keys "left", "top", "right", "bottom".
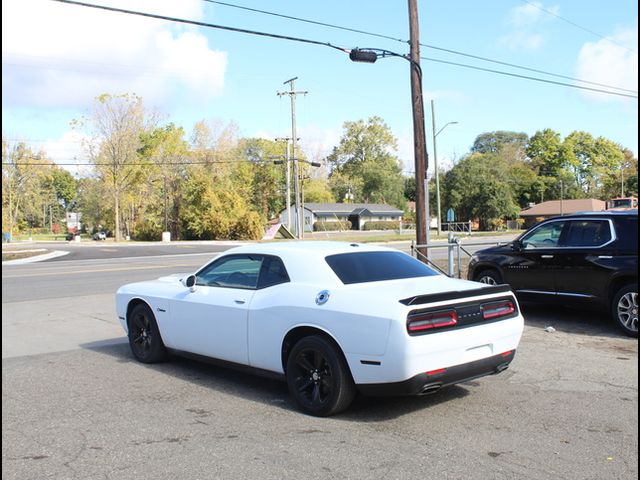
{"left": 561, "top": 220, "right": 612, "bottom": 248}
{"left": 196, "top": 255, "right": 263, "bottom": 289}
{"left": 521, "top": 221, "right": 566, "bottom": 249}
{"left": 257, "top": 255, "right": 290, "bottom": 289}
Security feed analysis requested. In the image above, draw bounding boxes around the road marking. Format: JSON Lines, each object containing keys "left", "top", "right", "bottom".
{"left": 3, "top": 264, "right": 195, "bottom": 278}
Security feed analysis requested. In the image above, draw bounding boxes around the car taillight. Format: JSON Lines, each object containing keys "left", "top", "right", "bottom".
{"left": 481, "top": 300, "right": 515, "bottom": 320}
{"left": 407, "top": 309, "right": 458, "bottom": 333}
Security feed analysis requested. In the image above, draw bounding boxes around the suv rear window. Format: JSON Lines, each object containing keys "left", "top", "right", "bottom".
{"left": 562, "top": 220, "right": 612, "bottom": 247}
{"left": 325, "top": 251, "right": 438, "bottom": 285}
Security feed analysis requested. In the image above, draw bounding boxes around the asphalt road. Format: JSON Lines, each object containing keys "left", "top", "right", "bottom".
{"left": 2, "top": 242, "right": 637, "bottom": 479}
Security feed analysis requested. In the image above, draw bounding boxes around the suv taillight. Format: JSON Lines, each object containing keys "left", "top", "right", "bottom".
{"left": 407, "top": 309, "right": 458, "bottom": 334}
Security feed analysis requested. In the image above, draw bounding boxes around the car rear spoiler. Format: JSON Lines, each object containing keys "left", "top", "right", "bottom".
{"left": 399, "top": 284, "right": 513, "bottom": 306}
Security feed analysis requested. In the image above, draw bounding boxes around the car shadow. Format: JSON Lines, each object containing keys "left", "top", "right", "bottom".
{"left": 81, "top": 341, "right": 478, "bottom": 421}
{"left": 519, "top": 302, "right": 630, "bottom": 339}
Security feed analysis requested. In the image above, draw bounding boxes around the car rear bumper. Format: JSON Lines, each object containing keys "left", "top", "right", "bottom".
{"left": 356, "top": 350, "right": 515, "bottom": 396}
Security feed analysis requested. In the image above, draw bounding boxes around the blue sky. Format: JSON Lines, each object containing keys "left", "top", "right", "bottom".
{"left": 2, "top": 0, "right": 638, "bottom": 176}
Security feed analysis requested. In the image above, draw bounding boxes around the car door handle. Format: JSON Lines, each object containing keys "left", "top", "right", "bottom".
{"left": 597, "top": 255, "right": 613, "bottom": 259}
{"left": 234, "top": 299, "right": 246, "bottom": 304}
{"left": 541, "top": 255, "right": 554, "bottom": 259}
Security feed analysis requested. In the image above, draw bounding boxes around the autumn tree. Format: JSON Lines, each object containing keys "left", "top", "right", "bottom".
{"left": 2, "top": 140, "right": 47, "bottom": 237}
{"left": 74, "top": 93, "right": 153, "bottom": 241}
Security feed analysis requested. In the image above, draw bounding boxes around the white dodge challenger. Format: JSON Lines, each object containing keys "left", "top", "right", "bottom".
{"left": 116, "top": 241, "right": 524, "bottom": 416}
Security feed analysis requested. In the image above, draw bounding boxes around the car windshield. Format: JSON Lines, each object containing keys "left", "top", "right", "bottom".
{"left": 325, "top": 251, "right": 439, "bottom": 285}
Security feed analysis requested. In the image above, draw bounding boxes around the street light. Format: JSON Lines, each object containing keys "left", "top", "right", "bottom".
{"left": 349, "top": 47, "right": 430, "bottom": 262}
{"left": 430, "top": 101, "right": 458, "bottom": 237}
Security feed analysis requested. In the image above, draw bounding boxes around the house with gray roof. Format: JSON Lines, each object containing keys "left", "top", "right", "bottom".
{"left": 279, "top": 203, "right": 404, "bottom": 232}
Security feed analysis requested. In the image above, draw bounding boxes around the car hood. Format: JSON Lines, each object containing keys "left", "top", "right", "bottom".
{"left": 156, "top": 273, "right": 190, "bottom": 283}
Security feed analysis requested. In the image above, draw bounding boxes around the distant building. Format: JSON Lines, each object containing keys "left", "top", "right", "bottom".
{"left": 519, "top": 199, "right": 606, "bottom": 228}
{"left": 279, "top": 203, "right": 403, "bottom": 232}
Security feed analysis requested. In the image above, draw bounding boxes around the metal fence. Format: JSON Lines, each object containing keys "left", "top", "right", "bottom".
{"left": 441, "top": 221, "right": 473, "bottom": 234}
{"left": 411, "top": 233, "right": 511, "bottom": 279}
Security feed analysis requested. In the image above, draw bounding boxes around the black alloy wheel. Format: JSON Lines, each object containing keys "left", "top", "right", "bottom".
{"left": 128, "top": 303, "right": 167, "bottom": 363}
{"left": 286, "top": 335, "right": 355, "bottom": 417}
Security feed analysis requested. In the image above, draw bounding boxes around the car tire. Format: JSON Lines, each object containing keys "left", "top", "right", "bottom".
{"left": 286, "top": 335, "right": 356, "bottom": 417}
{"left": 612, "top": 284, "right": 638, "bottom": 337}
{"left": 475, "top": 269, "right": 502, "bottom": 286}
{"left": 128, "top": 303, "right": 168, "bottom": 363}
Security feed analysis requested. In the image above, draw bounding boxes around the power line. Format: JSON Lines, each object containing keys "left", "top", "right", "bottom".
{"left": 2, "top": 159, "right": 283, "bottom": 166}
{"left": 419, "top": 43, "right": 637, "bottom": 94}
{"left": 47, "top": 0, "right": 637, "bottom": 99}
{"left": 519, "top": 0, "right": 637, "bottom": 54}
{"left": 202, "top": 0, "right": 407, "bottom": 44}
{"left": 204, "top": 0, "right": 636, "bottom": 94}
{"left": 50, "top": 0, "right": 348, "bottom": 53}
{"left": 421, "top": 56, "right": 637, "bottom": 99}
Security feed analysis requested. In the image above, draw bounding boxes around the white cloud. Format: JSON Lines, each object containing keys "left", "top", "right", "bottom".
{"left": 576, "top": 27, "right": 638, "bottom": 103}
{"left": 508, "top": 1, "right": 559, "bottom": 27}
{"left": 499, "top": 1, "right": 558, "bottom": 52}
{"left": 2, "top": 0, "right": 227, "bottom": 108}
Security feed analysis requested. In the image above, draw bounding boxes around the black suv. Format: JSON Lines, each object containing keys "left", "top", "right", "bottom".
{"left": 468, "top": 211, "right": 638, "bottom": 336}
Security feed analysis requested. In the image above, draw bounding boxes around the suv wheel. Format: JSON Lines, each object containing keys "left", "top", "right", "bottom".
{"left": 475, "top": 269, "right": 502, "bottom": 285}
{"left": 612, "top": 284, "right": 638, "bottom": 337}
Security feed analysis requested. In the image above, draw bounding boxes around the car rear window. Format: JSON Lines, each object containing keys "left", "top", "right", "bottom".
{"left": 613, "top": 216, "right": 638, "bottom": 251}
{"left": 325, "top": 251, "right": 439, "bottom": 285}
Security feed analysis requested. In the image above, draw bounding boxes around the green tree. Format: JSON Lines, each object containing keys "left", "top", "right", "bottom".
{"left": 327, "top": 117, "right": 405, "bottom": 208}
{"left": 601, "top": 149, "right": 638, "bottom": 199}
{"left": 562, "top": 131, "right": 625, "bottom": 196}
{"left": 527, "top": 128, "right": 564, "bottom": 177}
{"left": 471, "top": 131, "right": 528, "bottom": 154}
{"left": 302, "top": 178, "right": 334, "bottom": 203}
{"left": 443, "top": 153, "right": 520, "bottom": 230}
{"left": 137, "top": 123, "right": 189, "bottom": 239}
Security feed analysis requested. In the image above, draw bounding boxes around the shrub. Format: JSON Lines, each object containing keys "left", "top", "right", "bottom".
{"left": 229, "top": 211, "right": 264, "bottom": 240}
{"left": 313, "top": 221, "right": 351, "bottom": 231}
{"left": 133, "top": 218, "right": 163, "bottom": 241}
{"left": 486, "top": 218, "right": 505, "bottom": 231}
{"left": 362, "top": 221, "right": 401, "bottom": 231}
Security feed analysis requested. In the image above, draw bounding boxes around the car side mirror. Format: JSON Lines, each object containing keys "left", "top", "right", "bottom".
{"left": 511, "top": 240, "right": 523, "bottom": 251}
{"left": 183, "top": 274, "right": 197, "bottom": 292}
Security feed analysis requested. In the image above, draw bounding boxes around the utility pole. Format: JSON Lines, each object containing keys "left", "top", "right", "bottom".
{"left": 408, "top": 0, "right": 429, "bottom": 261}
{"left": 278, "top": 77, "right": 307, "bottom": 239}
{"left": 275, "top": 137, "right": 293, "bottom": 230}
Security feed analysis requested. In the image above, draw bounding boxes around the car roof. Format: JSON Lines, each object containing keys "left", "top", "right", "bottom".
{"left": 545, "top": 210, "right": 637, "bottom": 220}
{"left": 224, "top": 241, "right": 395, "bottom": 257}
{"left": 211, "top": 241, "right": 403, "bottom": 285}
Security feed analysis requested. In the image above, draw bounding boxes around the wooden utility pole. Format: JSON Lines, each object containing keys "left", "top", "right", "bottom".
{"left": 278, "top": 78, "right": 307, "bottom": 238}
{"left": 408, "top": 0, "right": 429, "bottom": 261}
